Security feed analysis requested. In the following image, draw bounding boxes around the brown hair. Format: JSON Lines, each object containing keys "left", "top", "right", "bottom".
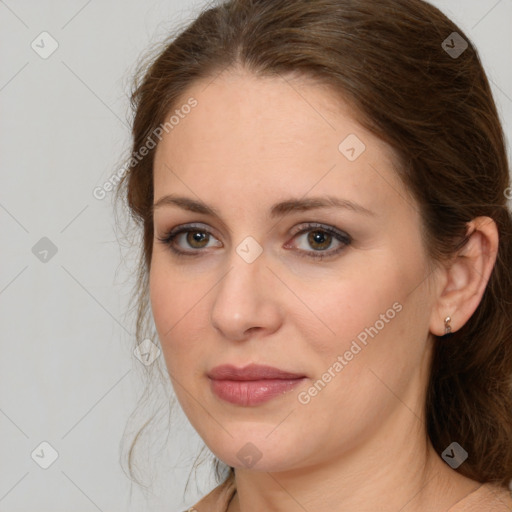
{"left": 114, "top": 0, "right": 512, "bottom": 495}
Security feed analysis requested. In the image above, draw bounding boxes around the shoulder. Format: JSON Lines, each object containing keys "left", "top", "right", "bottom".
{"left": 183, "top": 473, "right": 236, "bottom": 512}
{"left": 450, "top": 482, "right": 512, "bottom": 511}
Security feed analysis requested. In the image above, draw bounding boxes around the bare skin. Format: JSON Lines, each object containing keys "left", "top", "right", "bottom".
{"left": 149, "top": 66, "right": 511, "bottom": 511}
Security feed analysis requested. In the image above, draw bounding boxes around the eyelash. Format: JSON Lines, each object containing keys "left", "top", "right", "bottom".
{"left": 156, "top": 222, "right": 352, "bottom": 261}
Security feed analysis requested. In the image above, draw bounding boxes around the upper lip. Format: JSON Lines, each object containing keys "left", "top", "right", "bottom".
{"left": 208, "top": 363, "right": 306, "bottom": 381}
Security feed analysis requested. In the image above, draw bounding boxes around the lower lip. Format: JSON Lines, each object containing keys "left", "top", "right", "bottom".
{"left": 209, "top": 378, "right": 306, "bottom": 406}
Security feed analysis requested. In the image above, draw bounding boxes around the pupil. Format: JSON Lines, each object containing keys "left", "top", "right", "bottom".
{"left": 188, "top": 231, "right": 207, "bottom": 247}
{"left": 309, "top": 230, "right": 331, "bottom": 250}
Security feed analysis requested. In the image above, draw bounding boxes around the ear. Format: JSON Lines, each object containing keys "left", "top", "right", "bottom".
{"left": 429, "top": 216, "right": 499, "bottom": 336}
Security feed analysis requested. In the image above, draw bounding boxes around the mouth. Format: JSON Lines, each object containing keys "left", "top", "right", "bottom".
{"left": 207, "top": 363, "right": 307, "bottom": 406}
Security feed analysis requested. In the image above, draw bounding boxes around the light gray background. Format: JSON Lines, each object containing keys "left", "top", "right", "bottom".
{"left": 1, "top": 1, "right": 511, "bottom": 511}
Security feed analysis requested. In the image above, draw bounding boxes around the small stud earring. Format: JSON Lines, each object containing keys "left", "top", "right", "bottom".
{"left": 444, "top": 316, "right": 452, "bottom": 334}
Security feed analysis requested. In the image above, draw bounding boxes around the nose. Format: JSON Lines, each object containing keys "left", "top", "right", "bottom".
{"left": 210, "top": 247, "right": 282, "bottom": 341}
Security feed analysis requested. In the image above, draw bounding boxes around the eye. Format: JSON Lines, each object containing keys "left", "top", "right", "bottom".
{"left": 285, "top": 222, "right": 352, "bottom": 260}
{"left": 156, "top": 223, "right": 221, "bottom": 257}
{"left": 156, "top": 222, "right": 352, "bottom": 260}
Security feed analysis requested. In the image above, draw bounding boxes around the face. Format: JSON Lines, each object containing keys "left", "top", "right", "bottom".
{"left": 149, "top": 68, "right": 439, "bottom": 472}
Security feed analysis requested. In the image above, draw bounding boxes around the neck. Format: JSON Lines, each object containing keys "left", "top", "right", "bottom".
{"left": 228, "top": 404, "right": 480, "bottom": 512}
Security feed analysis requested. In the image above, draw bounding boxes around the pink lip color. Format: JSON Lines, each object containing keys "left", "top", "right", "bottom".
{"left": 207, "top": 363, "right": 306, "bottom": 406}
{"left": 209, "top": 378, "right": 305, "bottom": 406}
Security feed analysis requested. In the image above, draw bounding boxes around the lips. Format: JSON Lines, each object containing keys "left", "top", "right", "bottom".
{"left": 207, "top": 363, "right": 307, "bottom": 406}
{"left": 207, "top": 363, "right": 306, "bottom": 381}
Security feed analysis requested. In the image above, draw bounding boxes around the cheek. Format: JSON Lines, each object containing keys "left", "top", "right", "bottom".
{"left": 294, "top": 273, "right": 419, "bottom": 426}
{"left": 149, "top": 260, "right": 174, "bottom": 333}
{"left": 149, "top": 259, "right": 198, "bottom": 365}
{"left": 149, "top": 251, "right": 200, "bottom": 327}
{"left": 302, "top": 261, "right": 402, "bottom": 352}
{"left": 303, "top": 255, "right": 424, "bottom": 393}
{"left": 149, "top": 254, "right": 222, "bottom": 394}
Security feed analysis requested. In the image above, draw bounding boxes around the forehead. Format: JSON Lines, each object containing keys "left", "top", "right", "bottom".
{"left": 152, "top": 69, "right": 409, "bottom": 216}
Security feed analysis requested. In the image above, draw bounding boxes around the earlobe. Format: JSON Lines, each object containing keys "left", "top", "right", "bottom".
{"left": 429, "top": 216, "right": 499, "bottom": 337}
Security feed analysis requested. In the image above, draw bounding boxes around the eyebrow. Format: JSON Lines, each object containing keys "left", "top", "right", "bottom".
{"left": 152, "top": 194, "right": 376, "bottom": 218}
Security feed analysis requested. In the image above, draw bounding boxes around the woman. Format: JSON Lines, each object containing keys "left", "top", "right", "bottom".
{"left": 115, "top": 0, "right": 512, "bottom": 510}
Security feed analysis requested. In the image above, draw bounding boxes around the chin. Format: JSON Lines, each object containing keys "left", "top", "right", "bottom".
{"left": 206, "top": 434, "right": 308, "bottom": 473}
